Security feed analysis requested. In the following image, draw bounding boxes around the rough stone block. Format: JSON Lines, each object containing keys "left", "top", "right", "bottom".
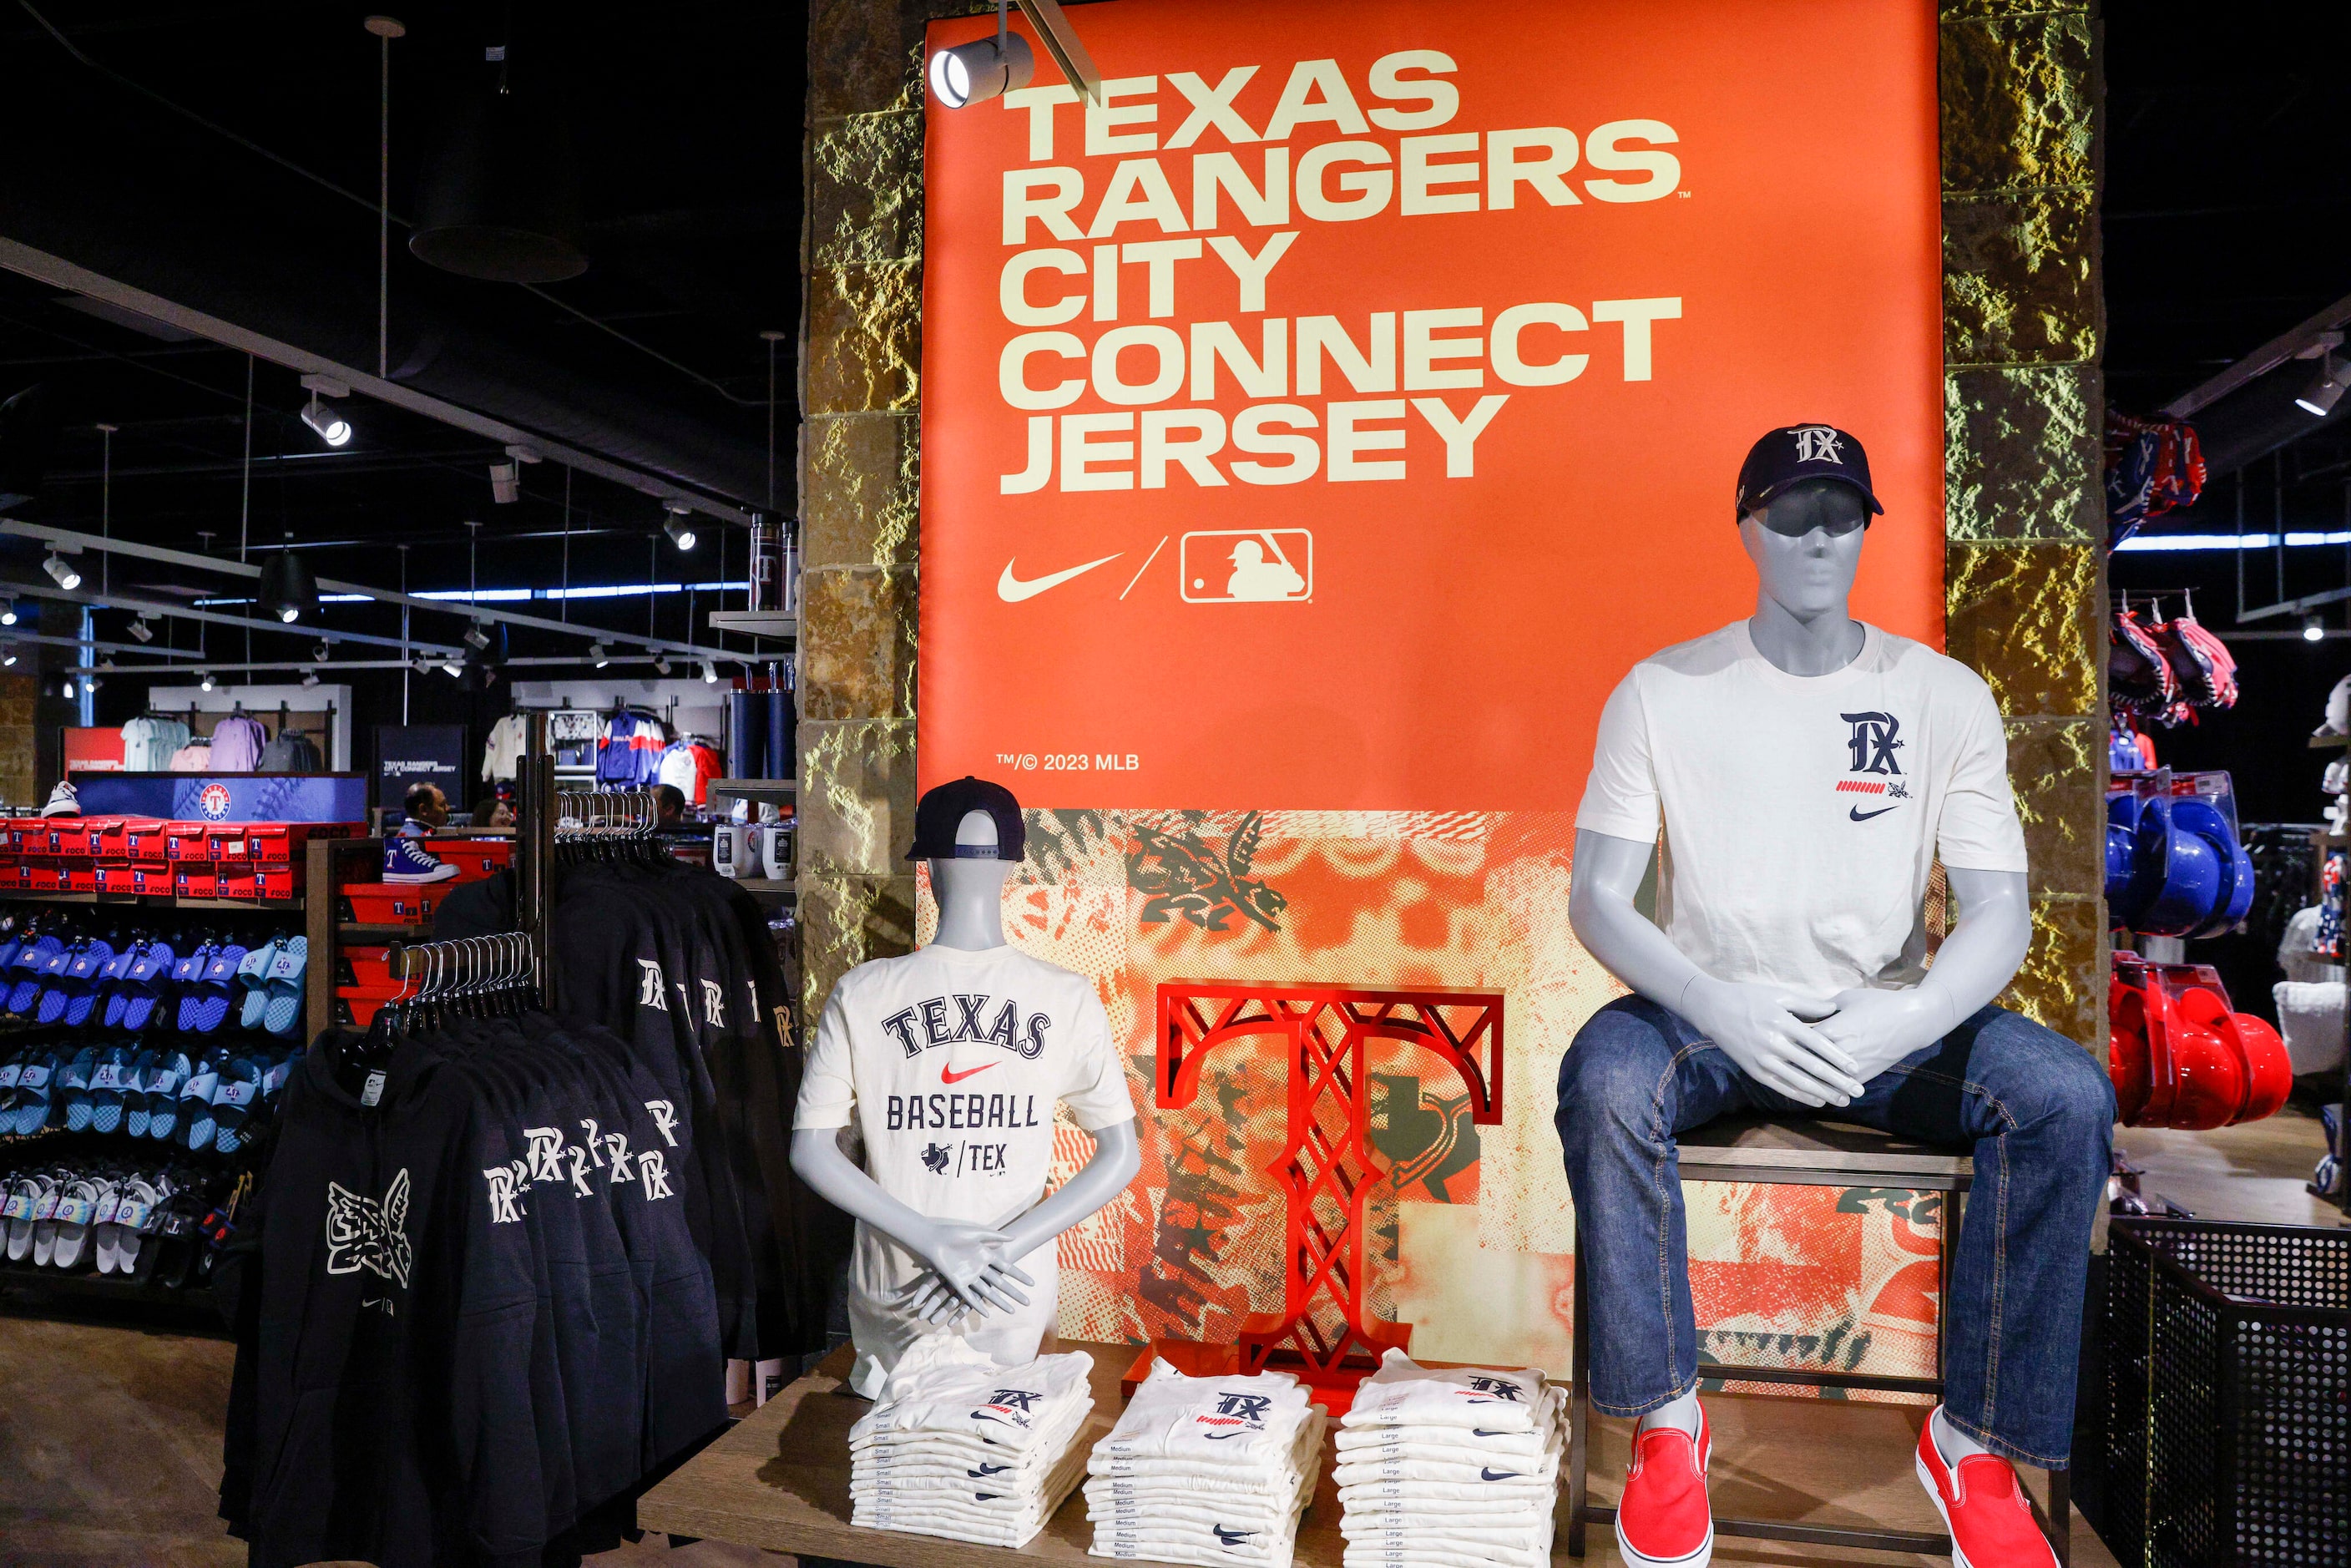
{"left": 812, "top": 110, "right": 924, "bottom": 270}
{"left": 806, "top": 0, "right": 923, "bottom": 120}
{"left": 2005, "top": 717, "right": 2100, "bottom": 899}
{"left": 1946, "top": 543, "right": 2101, "bottom": 717}
{"left": 806, "top": 261, "right": 923, "bottom": 416}
{"left": 800, "top": 566, "right": 918, "bottom": 721}
{"left": 1939, "top": 14, "right": 2095, "bottom": 195}
{"left": 1998, "top": 893, "right": 2104, "bottom": 1051}
{"left": 800, "top": 869, "right": 920, "bottom": 1020}
{"left": 1944, "top": 190, "right": 2098, "bottom": 367}
{"left": 805, "top": 412, "right": 920, "bottom": 568}
{"left": 1944, "top": 366, "right": 2101, "bottom": 542}
{"left": 1940, "top": 0, "right": 2086, "bottom": 18}
{"left": 798, "top": 716, "right": 918, "bottom": 878}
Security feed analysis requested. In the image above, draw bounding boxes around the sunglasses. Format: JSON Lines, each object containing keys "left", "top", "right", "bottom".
{"left": 1759, "top": 482, "right": 1869, "bottom": 538}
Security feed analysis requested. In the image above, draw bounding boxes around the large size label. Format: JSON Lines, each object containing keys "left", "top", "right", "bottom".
{"left": 918, "top": 0, "right": 1943, "bottom": 810}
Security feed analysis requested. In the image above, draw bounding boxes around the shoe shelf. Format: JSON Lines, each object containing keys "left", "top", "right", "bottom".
{"left": 0, "top": 889, "right": 302, "bottom": 910}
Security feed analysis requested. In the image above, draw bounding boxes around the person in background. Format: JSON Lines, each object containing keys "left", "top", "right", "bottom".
{"left": 401, "top": 782, "right": 450, "bottom": 837}
{"left": 652, "top": 783, "right": 686, "bottom": 828}
{"left": 483, "top": 799, "right": 515, "bottom": 828}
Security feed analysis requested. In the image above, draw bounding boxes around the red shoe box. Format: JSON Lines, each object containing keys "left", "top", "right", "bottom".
{"left": 65, "top": 865, "right": 97, "bottom": 894}
{"left": 4, "top": 817, "right": 39, "bottom": 853}
{"left": 341, "top": 883, "right": 449, "bottom": 925}
{"left": 241, "top": 822, "right": 362, "bottom": 865}
{"left": 96, "top": 866, "right": 141, "bottom": 894}
{"left": 165, "top": 822, "right": 211, "bottom": 862}
{"left": 339, "top": 946, "right": 398, "bottom": 989}
{"left": 174, "top": 866, "right": 218, "bottom": 898}
{"left": 432, "top": 838, "right": 512, "bottom": 882}
{"left": 123, "top": 818, "right": 170, "bottom": 866}
{"left": 216, "top": 861, "right": 257, "bottom": 899}
{"left": 129, "top": 865, "right": 175, "bottom": 896}
{"left": 90, "top": 818, "right": 132, "bottom": 862}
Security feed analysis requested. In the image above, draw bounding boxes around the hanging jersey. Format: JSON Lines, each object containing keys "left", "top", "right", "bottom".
{"left": 796, "top": 943, "right": 1135, "bottom": 1397}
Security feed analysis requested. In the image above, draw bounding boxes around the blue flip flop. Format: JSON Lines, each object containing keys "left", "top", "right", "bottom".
{"left": 8, "top": 1051, "right": 58, "bottom": 1135}
{"left": 33, "top": 941, "right": 81, "bottom": 1025}
{"left": 99, "top": 940, "right": 144, "bottom": 1029}
{"left": 121, "top": 1047, "right": 162, "bottom": 1137}
{"left": 3, "top": 935, "right": 55, "bottom": 1014}
{"left": 260, "top": 938, "right": 308, "bottom": 1038}
{"left": 178, "top": 1050, "right": 226, "bottom": 1151}
{"left": 183, "top": 949, "right": 245, "bottom": 1034}
{"left": 143, "top": 1049, "right": 192, "bottom": 1142}
{"left": 235, "top": 939, "right": 282, "bottom": 1032}
{"left": 59, "top": 938, "right": 117, "bottom": 1029}
{"left": 121, "top": 942, "right": 177, "bottom": 1033}
{"left": 169, "top": 943, "right": 216, "bottom": 1033}
{"left": 210, "top": 1055, "right": 265, "bottom": 1152}
{"left": 86, "top": 1043, "right": 138, "bottom": 1134}
{"left": 55, "top": 1046, "right": 98, "bottom": 1132}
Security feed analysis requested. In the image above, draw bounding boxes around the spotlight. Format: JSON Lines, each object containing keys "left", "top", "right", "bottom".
{"left": 128, "top": 615, "right": 154, "bottom": 643}
{"left": 464, "top": 621, "right": 491, "bottom": 650}
{"left": 653, "top": 652, "right": 673, "bottom": 675}
{"left": 2306, "top": 615, "right": 2326, "bottom": 643}
{"left": 98, "top": 655, "right": 116, "bottom": 672}
{"left": 300, "top": 392, "right": 352, "bottom": 448}
{"left": 2298, "top": 354, "right": 2348, "bottom": 417}
{"left": 58, "top": 678, "right": 73, "bottom": 699}
{"left": 589, "top": 640, "right": 610, "bottom": 668}
{"left": 698, "top": 658, "right": 719, "bottom": 685}
{"left": 198, "top": 669, "right": 215, "bottom": 690}
{"left": 42, "top": 552, "right": 80, "bottom": 590}
{"left": 301, "top": 666, "right": 321, "bottom": 688}
{"left": 489, "top": 461, "right": 520, "bottom": 504}
{"left": 928, "top": 25, "right": 1034, "bottom": 108}
{"left": 83, "top": 675, "right": 99, "bottom": 693}
{"left": 442, "top": 660, "right": 463, "bottom": 678}
{"left": 0, "top": 650, "right": 13, "bottom": 667}
{"left": 414, "top": 656, "right": 436, "bottom": 676}
{"left": 662, "top": 506, "right": 697, "bottom": 552}
{"left": 312, "top": 640, "right": 331, "bottom": 663}
{"left": 257, "top": 549, "right": 318, "bottom": 623}
{"left": 0, "top": 600, "right": 17, "bottom": 626}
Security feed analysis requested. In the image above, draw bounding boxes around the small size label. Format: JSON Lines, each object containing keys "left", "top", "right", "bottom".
{"left": 361, "top": 1070, "right": 387, "bottom": 1108}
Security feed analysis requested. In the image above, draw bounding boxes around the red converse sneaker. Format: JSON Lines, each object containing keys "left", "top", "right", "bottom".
{"left": 1615, "top": 1402, "right": 1712, "bottom": 1567}
{"left": 1914, "top": 1414, "right": 2060, "bottom": 1568}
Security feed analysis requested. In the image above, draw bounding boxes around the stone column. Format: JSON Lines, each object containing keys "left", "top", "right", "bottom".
{"left": 1939, "top": 2, "right": 2106, "bottom": 1051}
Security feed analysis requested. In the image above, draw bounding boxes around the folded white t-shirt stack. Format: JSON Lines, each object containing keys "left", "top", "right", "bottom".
{"left": 849, "top": 1335, "right": 1096, "bottom": 1547}
{"left": 1334, "top": 1350, "right": 1567, "bottom": 1568}
{"left": 1085, "top": 1359, "right": 1329, "bottom": 1568}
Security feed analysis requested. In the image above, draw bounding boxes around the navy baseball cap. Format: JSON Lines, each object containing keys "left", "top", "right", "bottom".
{"left": 1734, "top": 424, "right": 1884, "bottom": 520}
{"left": 908, "top": 776, "right": 1026, "bottom": 861}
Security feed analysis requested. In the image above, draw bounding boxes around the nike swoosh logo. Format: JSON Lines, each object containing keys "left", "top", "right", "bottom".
{"left": 1848, "top": 805, "right": 1899, "bottom": 822}
{"left": 998, "top": 554, "right": 1120, "bottom": 602}
{"left": 1480, "top": 1468, "right": 1523, "bottom": 1481}
{"left": 941, "top": 1062, "right": 996, "bottom": 1084}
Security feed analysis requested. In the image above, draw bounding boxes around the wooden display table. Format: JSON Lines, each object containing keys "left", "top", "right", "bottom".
{"left": 638, "top": 1338, "right": 1357, "bottom": 1565}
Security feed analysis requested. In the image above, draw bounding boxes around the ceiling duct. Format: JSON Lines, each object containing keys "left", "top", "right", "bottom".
{"left": 409, "top": 43, "right": 588, "bottom": 284}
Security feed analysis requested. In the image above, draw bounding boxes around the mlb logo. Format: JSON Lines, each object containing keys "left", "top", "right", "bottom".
{"left": 1179, "top": 529, "right": 1312, "bottom": 604}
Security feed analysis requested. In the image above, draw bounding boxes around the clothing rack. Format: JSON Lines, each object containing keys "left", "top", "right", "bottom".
{"left": 387, "top": 931, "right": 538, "bottom": 1004}
{"left": 556, "top": 789, "right": 659, "bottom": 836}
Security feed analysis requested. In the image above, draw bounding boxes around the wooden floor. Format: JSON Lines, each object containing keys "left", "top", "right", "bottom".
{"left": 2117, "top": 1098, "right": 2343, "bottom": 1227}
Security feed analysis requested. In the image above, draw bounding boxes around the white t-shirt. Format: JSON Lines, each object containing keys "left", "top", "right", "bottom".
{"left": 797, "top": 942, "right": 1136, "bottom": 1395}
{"left": 1575, "top": 620, "right": 2026, "bottom": 999}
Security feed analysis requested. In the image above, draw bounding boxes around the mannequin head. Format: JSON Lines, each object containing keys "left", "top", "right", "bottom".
{"left": 1737, "top": 478, "right": 1868, "bottom": 624}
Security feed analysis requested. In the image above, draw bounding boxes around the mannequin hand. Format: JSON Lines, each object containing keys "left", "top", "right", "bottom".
{"left": 1813, "top": 987, "right": 1946, "bottom": 1085}
{"left": 900, "top": 1254, "right": 1038, "bottom": 1323}
{"left": 1680, "top": 977, "right": 1868, "bottom": 1108}
{"left": 904, "top": 1220, "right": 1032, "bottom": 1316}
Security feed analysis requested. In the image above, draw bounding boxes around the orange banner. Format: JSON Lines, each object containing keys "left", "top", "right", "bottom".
{"left": 917, "top": 0, "right": 1944, "bottom": 812}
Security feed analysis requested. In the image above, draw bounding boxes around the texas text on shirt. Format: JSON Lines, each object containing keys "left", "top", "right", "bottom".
{"left": 795, "top": 942, "right": 1135, "bottom": 1394}
{"left": 1575, "top": 620, "right": 2028, "bottom": 999}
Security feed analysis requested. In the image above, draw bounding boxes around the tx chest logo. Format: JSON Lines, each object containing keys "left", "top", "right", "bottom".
{"left": 881, "top": 992, "right": 1051, "bottom": 1060}
{"left": 1197, "top": 1390, "right": 1272, "bottom": 1439}
{"left": 325, "top": 1168, "right": 412, "bottom": 1288}
{"left": 1463, "top": 1375, "right": 1524, "bottom": 1404}
{"left": 1836, "top": 710, "right": 1912, "bottom": 820}
{"left": 973, "top": 1388, "right": 1042, "bottom": 1429}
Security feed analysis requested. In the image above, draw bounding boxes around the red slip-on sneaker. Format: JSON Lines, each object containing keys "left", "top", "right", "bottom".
{"left": 1616, "top": 1402, "right": 1713, "bottom": 1567}
{"left": 1915, "top": 1413, "right": 2060, "bottom": 1568}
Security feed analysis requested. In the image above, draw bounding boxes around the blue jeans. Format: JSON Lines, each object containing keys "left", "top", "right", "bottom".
{"left": 1553, "top": 996, "right": 2113, "bottom": 1469}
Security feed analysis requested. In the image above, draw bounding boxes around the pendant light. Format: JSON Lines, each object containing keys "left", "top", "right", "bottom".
{"left": 409, "top": 37, "right": 587, "bottom": 282}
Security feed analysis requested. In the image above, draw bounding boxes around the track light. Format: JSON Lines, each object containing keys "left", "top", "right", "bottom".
{"left": 0, "top": 649, "right": 14, "bottom": 668}
{"left": 301, "top": 666, "right": 321, "bottom": 688}
{"left": 42, "top": 552, "right": 80, "bottom": 590}
{"left": 0, "top": 600, "right": 18, "bottom": 626}
{"left": 663, "top": 506, "right": 697, "bottom": 552}
{"left": 413, "top": 656, "right": 436, "bottom": 676}
{"left": 2306, "top": 615, "right": 2327, "bottom": 642}
{"left": 928, "top": 18, "right": 1034, "bottom": 108}
{"left": 258, "top": 547, "right": 318, "bottom": 623}
{"left": 700, "top": 658, "right": 718, "bottom": 684}
{"left": 198, "top": 669, "right": 215, "bottom": 690}
{"left": 489, "top": 461, "right": 520, "bottom": 504}
{"left": 442, "top": 660, "right": 464, "bottom": 678}
{"left": 300, "top": 392, "right": 352, "bottom": 448}
{"left": 98, "top": 655, "right": 116, "bottom": 672}
{"left": 2298, "top": 353, "right": 2348, "bottom": 417}
{"left": 589, "top": 641, "right": 610, "bottom": 668}
{"left": 653, "top": 652, "right": 672, "bottom": 675}
{"left": 59, "top": 678, "right": 73, "bottom": 699}
{"left": 464, "top": 621, "right": 491, "bottom": 650}
{"left": 128, "top": 615, "right": 154, "bottom": 643}
{"left": 312, "top": 640, "right": 331, "bottom": 663}
{"left": 83, "top": 675, "right": 99, "bottom": 693}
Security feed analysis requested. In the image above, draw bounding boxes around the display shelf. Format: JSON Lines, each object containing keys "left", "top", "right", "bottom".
{"left": 339, "top": 923, "right": 434, "bottom": 941}
{"left": 0, "top": 1258, "right": 211, "bottom": 1308}
{"left": 729, "top": 878, "right": 796, "bottom": 902}
{"left": 0, "top": 888, "right": 301, "bottom": 910}
{"left": 707, "top": 610, "right": 799, "bottom": 640}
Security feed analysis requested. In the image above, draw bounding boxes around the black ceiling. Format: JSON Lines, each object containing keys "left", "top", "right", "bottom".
{"left": 0, "top": 0, "right": 805, "bottom": 653}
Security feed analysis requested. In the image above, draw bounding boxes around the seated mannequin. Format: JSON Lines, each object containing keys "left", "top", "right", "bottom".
{"left": 791, "top": 776, "right": 1140, "bottom": 1399}
{"left": 1555, "top": 425, "right": 2112, "bottom": 1568}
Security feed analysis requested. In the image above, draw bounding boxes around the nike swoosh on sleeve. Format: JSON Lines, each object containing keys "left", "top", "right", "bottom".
{"left": 998, "top": 554, "right": 1122, "bottom": 601}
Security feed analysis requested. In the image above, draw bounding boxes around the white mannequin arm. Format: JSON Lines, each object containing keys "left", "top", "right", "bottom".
{"left": 898, "top": 1120, "right": 1141, "bottom": 1323}
{"left": 789, "top": 1126, "right": 1034, "bottom": 1314}
{"left": 1570, "top": 827, "right": 1867, "bottom": 1106}
{"left": 1814, "top": 866, "right": 2030, "bottom": 1080}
